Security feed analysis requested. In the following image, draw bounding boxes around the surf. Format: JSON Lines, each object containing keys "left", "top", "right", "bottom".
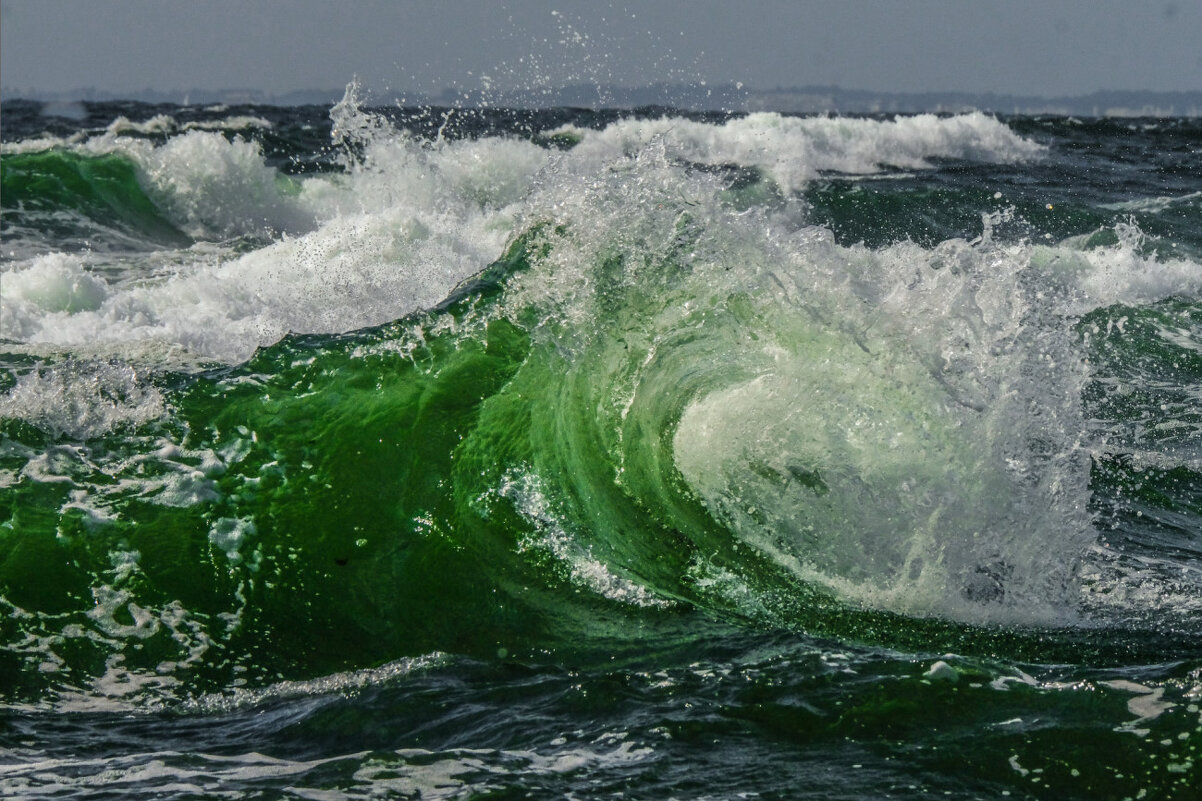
{"left": 2, "top": 94, "right": 1201, "bottom": 709}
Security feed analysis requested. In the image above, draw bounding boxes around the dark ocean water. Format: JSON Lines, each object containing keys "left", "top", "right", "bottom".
{"left": 2, "top": 90, "right": 1201, "bottom": 799}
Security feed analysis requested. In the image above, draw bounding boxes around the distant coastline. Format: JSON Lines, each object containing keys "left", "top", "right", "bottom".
{"left": 3, "top": 82, "right": 1201, "bottom": 117}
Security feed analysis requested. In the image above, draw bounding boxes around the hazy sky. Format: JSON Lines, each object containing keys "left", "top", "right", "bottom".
{"left": 3, "top": 0, "right": 1200, "bottom": 99}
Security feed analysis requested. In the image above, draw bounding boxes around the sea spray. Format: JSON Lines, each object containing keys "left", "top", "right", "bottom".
{"left": 3, "top": 98, "right": 1202, "bottom": 799}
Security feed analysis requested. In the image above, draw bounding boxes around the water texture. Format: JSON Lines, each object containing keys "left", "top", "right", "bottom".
{"left": 2, "top": 92, "right": 1201, "bottom": 799}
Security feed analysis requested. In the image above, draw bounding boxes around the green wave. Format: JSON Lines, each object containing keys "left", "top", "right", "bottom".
{"left": 3, "top": 214, "right": 1201, "bottom": 701}
{"left": 1, "top": 149, "right": 190, "bottom": 248}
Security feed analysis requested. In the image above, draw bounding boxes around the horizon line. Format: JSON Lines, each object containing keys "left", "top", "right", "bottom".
{"left": 4, "top": 83, "right": 1202, "bottom": 116}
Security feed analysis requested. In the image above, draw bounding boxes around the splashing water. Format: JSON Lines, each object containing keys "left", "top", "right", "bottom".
{"left": 3, "top": 95, "right": 1202, "bottom": 799}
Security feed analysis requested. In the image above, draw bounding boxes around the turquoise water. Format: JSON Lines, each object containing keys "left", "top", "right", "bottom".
{"left": 2, "top": 93, "right": 1201, "bottom": 798}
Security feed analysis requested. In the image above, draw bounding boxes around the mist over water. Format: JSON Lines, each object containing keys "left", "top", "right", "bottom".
{"left": 2, "top": 90, "right": 1202, "bottom": 797}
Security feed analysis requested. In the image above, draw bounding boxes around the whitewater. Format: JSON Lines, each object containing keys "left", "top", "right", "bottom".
{"left": 1, "top": 88, "right": 1201, "bottom": 798}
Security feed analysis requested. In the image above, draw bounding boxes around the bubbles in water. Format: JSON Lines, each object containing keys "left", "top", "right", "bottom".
{"left": 0, "top": 359, "right": 164, "bottom": 440}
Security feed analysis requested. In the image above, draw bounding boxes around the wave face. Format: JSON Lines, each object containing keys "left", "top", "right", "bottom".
{"left": 2, "top": 94, "right": 1202, "bottom": 798}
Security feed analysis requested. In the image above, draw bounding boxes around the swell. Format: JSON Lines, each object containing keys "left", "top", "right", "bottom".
{"left": 0, "top": 150, "right": 190, "bottom": 252}
{"left": 2, "top": 105, "right": 1202, "bottom": 706}
{"left": 2, "top": 216, "right": 1199, "bottom": 704}
{"left": 804, "top": 175, "right": 1202, "bottom": 256}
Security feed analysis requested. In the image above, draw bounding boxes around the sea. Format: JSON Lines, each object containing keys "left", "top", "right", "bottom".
{"left": 1, "top": 86, "right": 1201, "bottom": 799}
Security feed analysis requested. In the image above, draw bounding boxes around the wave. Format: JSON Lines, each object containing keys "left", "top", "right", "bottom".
{"left": 2, "top": 98, "right": 1202, "bottom": 704}
{"left": 0, "top": 149, "right": 189, "bottom": 254}
{"left": 3, "top": 106, "right": 1049, "bottom": 363}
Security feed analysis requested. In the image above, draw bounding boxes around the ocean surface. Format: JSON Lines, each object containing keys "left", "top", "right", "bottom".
{"left": 2, "top": 88, "right": 1201, "bottom": 799}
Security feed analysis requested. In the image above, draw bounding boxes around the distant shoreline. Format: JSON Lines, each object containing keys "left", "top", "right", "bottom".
{"left": 4, "top": 83, "right": 1201, "bottom": 117}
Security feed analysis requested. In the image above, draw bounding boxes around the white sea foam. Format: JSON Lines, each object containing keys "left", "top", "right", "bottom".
{"left": 0, "top": 206, "right": 510, "bottom": 364}
{"left": 667, "top": 233, "right": 1092, "bottom": 623}
{"left": 136, "top": 130, "right": 316, "bottom": 239}
{"left": 0, "top": 360, "right": 164, "bottom": 440}
{"left": 1, "top": 253, "right": 108, "bottom": 331}
{"left": 1, "top": 108, "right": 1052, "bottom": 368}
{"left": 1, "top": 112, "right": 547, "bottom": 362}
{"left": 553, "top": 110, "right": 1044, "bottom": 193}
